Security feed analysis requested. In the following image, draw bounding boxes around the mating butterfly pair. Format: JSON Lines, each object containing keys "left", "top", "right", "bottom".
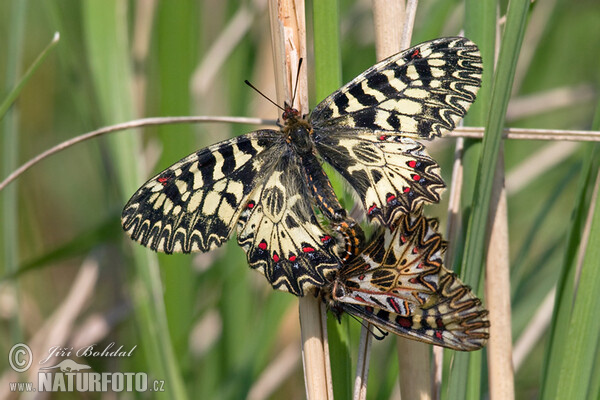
{"left": 121, "top": 37, "right": 488, "bottom": 350}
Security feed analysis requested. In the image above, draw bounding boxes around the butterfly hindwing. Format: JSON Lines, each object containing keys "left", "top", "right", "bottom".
{"left": 237, "top": 155, "right": 339, "bottom": 295}
{"left": 310, "top": 37, "right": 482, "bottom": 139}
{"left": 330, "top": 212, "right": 489, "bottom": 351}
{"left": 121, "top": 131, "right": 282, "bottom": 253}
{"left": 315, "top": 131, "right": 444, "bottom": 225}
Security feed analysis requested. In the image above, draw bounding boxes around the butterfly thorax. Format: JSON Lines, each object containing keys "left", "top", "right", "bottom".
{"left": 282, "top": 109, "right": 314, "bottom": 156}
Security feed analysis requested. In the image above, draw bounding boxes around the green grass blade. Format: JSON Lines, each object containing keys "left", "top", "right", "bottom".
{"left": 554, "top": 165, "right": 600, "bottom": 399}
{"left": 312, "top": 2, "right": 353, "bottom": 398}
{"left": 462, "top": 0, "right": 530, "bottom": 298}
{"left": 82, "top": 1, "right": 187, "bottom": 398}
{"left": 154, "top": 1, "right": 198, "bottom": 373}
{"left": 447, "top": 0, "right": 530, "bottom": 398}
{"left": 540, "top": 97, "right": 600, "bottom": 398}
{"left": 0, "top": 34, "right": 59, "bottom": 121}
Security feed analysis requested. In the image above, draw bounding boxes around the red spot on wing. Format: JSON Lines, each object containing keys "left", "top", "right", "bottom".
{"left": 258, "top": 241, "right": 267, "bottom": 250}
{"left": 302, "top": 246, "right": 315, "bottom": 253}
{"left": 247, "top": 201, "right": 255, "bottom": 209}
{"left": 403, "top": 187, "right": 411, "bottom": 193}
{"left": 321, "top": 235, "right": 332, "bottom": 244}
{"left": 412, "top": 174, "right": 421, "bottom": 181}
{"left": 365, "top": 306, "right": 374, "bottom": 314}
{"left": 407, "top": 160, "right": 417, "bottom": 168}
{"left": 409, "top": 278, "right": 418, "bottom": 284}
{"left": 368, "top": 203, "right": 378, "bottom": 215}
{"left": 410, "top": 49, "right": 421, "bottom": 59}
{"left": 273, "top": 253, "right": 280, "bottom": 263}
{"left": 435, "top": 331, "right": 443, "bottom": 340}
{"left": 157, "top": 177, "right": 169, "bottom": 186}
{"left": 378, "top": 134, "right": 387, "bottom": 141}
{"left": 358, "top": 274, "right": 365, "bottom": 280}
{"left": 396, "top": 316, "right": 412, "bottom": 328}
{"left": 386, "top": 194, "right": 396, "bottom": 203}
{"left": 289, "top": 254, "right": 297, "bottom": 262}
{"left": 354, "top": 295, "right": 365, "bottom": 302}
{"left": 412, "top": 247, "right": 419, "bottom": 254}
{"left": 400, "top": 235, "right": 407, "bottom": 243}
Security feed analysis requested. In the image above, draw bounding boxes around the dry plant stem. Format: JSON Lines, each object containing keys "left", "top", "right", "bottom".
{"left": 0, "top": 116, "right": 275, "bottom": 192}
{"left": 512, "top": 287, "right": 556, "bottom": 371}
{"left": 267, "top": 0, "right": 332, "bottom": 398}
{"left": 373, "top": 2, "right": 433, "bottom": 399}
{"left": 2, "top": 121, "right": 596, "bottom": 195}
{"left": 397, "top": 339, "right": 433, "bottom": 400}
{"left": 401, "top": 0, "right": 419, "bottom": 47}
{"left": 485, "top": 148, "right": 515, "bottom": 400}
{"left": 299, "top": 296, "right": 333, "bottom": 400}
{"left": 354, "top": 323, "right": 373, "bottom": 400}
{"left": 449, "top": 126, "right": 600, "bottom": 141}
{"left": 372, "top": 0, "right": 405, "bottom": 59}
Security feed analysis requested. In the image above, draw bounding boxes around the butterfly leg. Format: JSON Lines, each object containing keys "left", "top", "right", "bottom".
{"left": 301, "top": 154, "right": 365, "bottom": 261}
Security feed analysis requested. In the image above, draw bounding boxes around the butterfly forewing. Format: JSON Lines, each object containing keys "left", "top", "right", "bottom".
{"left": 331, "top": 212, "right": 489, "bottom": 351}
{"left": 121, "top": 131, "right": 282, "bottom": 253}
{"left": 311, "top": 37, "right": 481, "bottom": 221}
{"left": 237, "top": 156, "right": 339, "bottom": 295}
{"left": 315, "top": 132, "right": 444, "bottom": 225}
{"left": 310, "top": 37, "right": 482, "bottom": 139}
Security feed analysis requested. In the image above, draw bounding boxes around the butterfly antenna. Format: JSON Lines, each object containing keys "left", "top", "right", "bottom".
{"left": 347, "top": 313, "right": 388, "bottom": 340}
{"left": 244, "top": 80, "right": 285, "bottom": 112}
{"left": 290, "top": 58, "right": 303, "bottom": 108}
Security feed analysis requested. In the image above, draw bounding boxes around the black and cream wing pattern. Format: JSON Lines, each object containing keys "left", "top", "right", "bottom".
{"left": 122, "top": 37, "right": 481, "bottom": 296}
{"left": 323, "top": 211, "right": 489, "bottom": 351}
{"left": 311, "top": 36, "right": 481, "bottom": 224}
{"left": 122, "top": 131, "right": 339, "bottom": 295}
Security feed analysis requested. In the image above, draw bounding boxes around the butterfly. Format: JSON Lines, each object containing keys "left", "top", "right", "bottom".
{"left": 121, "top": 37, "right": 482, "bottom": 296}
{"left": 322, "top": 210, "right": 489, "bottom": 351}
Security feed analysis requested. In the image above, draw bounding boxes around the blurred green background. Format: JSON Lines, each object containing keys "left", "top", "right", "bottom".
{"left": 1, "top": 0, "right": 599, "bottom": 399}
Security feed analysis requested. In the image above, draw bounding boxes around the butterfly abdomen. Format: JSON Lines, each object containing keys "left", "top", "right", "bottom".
{"left": 299, "top": 151, "right": 365, "bottom": 260}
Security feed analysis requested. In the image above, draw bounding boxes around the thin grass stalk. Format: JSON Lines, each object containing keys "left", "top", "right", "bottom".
{"left": 2, "top": 0, "right": 27, "bottom": 351}
{"left": 267, "top": 1, "right": 332, "bottom": 398}
{"left": 484, "top": 149, "right": 515, "bottom": 400}
{"left": 2, "top": 123, "right": 597, "bottom": 195}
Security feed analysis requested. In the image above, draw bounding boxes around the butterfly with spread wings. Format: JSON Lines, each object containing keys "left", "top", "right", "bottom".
{"left": 121, "top": 37, "right": 482, "bottom": 296}
{"left": 323, "top": 211, "right": 489, "bottom": 351}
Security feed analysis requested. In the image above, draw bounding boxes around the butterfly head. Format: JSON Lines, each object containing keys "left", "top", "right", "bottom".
{"left": 281, "top": 102, "right": 301, "bottom": 122}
